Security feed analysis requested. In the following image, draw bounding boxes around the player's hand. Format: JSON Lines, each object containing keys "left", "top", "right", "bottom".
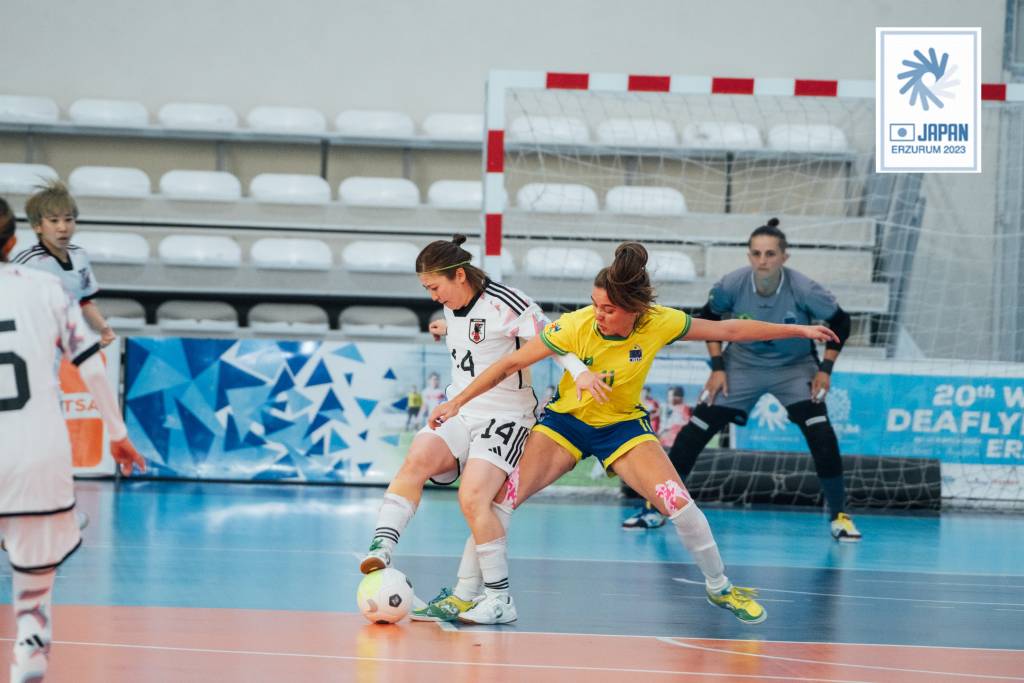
{"left": 428, "top": 319, "right": 447, "bottom": 342}
{"left": 574, "top": 370, "right": 611, "bottom": 403}
{"left": 99, "top": 326, "right": 117, "bottom": 348}
{"left": 110, "top": 437, "right": 146, "bottom": 476}
{"left": 801, "top": 325, "right": 839, "bottom": 344}
{"left": 811, "top": 371, "right": 831, "bottom": 403}
{"left": 428, "top": 401, "right": 460, "bottom": 430}
{"left": 702, "top": 370, "right": 728, "bottom": 404}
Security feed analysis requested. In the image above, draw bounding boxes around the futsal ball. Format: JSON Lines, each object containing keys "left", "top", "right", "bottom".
{"left": 357, "top": 568, "right": 414, "bottom": 624}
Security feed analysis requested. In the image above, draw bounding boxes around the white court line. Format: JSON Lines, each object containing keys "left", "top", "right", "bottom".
{"left": 657, "top": 637, "right": 1024, "bottom": 682}
{"left": 672, "top": 577, "right": 1024, "bottom": 608}
{"left": 854, "top": 578, "right": 1024, "bottom": 590}
{"left": 436, "top": 621, "right": 458, "bottom": 632}
{"left": 0, "top": 637, "right": 870, "bottom": 681}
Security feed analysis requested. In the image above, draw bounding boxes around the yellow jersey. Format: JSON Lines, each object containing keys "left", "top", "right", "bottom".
{"left": 539, "top": 305, "right": 691, "bottom": 427}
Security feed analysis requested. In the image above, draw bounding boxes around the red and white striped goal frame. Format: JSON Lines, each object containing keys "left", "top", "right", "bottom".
{"left": 480, "top": 69, "right": 1022, "bottom": 277}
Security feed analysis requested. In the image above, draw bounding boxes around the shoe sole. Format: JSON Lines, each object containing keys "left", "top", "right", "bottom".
{"left": 706, "top": 597, "right": 767, "bottom": 624}
{"left": 410, "top": 613, "right": 451, "bottom": 622}
{"left": 834, "top": 535, "right": 862, "bottom": 543}
{"left": 359, "top": 557, "right": 386, "bottom": 574}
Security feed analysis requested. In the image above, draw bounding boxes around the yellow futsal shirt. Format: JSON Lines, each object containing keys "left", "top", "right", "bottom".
{"left": 539, "top": 305, "right": 691, "bottom": 427}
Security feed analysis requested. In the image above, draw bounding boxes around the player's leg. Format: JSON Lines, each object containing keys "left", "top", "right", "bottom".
{"left": 457, "top": 417, "right": 578, "bottom": 625}
{"left": 2, "top": 511, "right": 80, "bottom": 683}
{"left": 360, "top": 424, "right": 466, "bottom": 574}
{"left": 610, "top": 440, "right": 766, "bottom": 624}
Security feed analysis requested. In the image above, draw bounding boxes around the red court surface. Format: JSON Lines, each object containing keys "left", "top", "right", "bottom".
{"left": 4, "top": 605, "right": 1022, "bottom": 682}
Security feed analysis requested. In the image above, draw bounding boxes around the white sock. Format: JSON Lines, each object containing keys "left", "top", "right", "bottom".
{"left": 670, "top": 503, "right": 729, "bottom": 592}
{"left": 454, "top": 501, "right": 513, "bottom": 601}
{"left": 371, "top": 493, "right": 416, "bottom": 552}
{"left": 11, "top": 570, "right": 54, "bottom": 677}
{"left": 476, "top": 537, "right": 510, "bottom": 598}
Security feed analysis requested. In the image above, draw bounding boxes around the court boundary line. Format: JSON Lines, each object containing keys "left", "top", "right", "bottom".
{"left": 656, "top": 636, "right": 1024, "bottom": 681}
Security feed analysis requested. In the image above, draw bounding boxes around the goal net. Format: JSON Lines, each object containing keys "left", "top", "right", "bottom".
{"left": 483, "top": 70, "right": 1024, "bottom": 509}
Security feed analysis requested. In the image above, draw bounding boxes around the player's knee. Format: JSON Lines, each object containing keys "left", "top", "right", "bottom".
{"left": 690, "top": 403, "right": 747, "bottom": 432}
{"left": 652, "top": 479, "right": 692, "bottom": 515}
{"left": 457, "top": 485, "right": 492, "bottom": 521}
{"left": 785, "top": 399, "right": 828, "bottom": 427}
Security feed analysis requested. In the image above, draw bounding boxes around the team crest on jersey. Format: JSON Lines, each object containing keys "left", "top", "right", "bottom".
{"left": 469, "top": 318, "right": 486, "bottom": 344}
{"left": 628, "top": 345, "right": 643, "bottom": 363}
{"left": 78, "top": 268, "right": 92, "bottom": 292}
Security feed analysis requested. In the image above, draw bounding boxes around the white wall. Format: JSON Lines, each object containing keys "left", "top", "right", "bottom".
{"left": 0, "top": 0, "right": 1006, "bottom": 120}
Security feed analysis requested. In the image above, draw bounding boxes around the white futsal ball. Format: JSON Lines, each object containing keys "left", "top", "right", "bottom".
{"left": 356, "top": 568, "right": 414, "bottom": 624}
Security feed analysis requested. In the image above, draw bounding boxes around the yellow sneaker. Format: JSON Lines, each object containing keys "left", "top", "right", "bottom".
{"left": 830, "top": 512, "right": 862, "bottom": 542}
{"left": 706, "top": 585, "right": 767, "bottom": 624}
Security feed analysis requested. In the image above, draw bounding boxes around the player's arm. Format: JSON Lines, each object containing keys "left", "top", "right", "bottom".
{"left": 693, "top": 301, "right": 728, "bottom": 403}
{"left": 75, "top": 353, "right": 145, "bottom": 476}
{"left": 80, "top": 299, "right": 116, "bottom": 347}
{"left": 428, "top": 336, "right": 554, "bottom": 428}
{"left": 523, "top": 308, "right": 606, "bottom": 403}
{"left": 687, "top": 317, "right": 839, "bottom": 344}
{"left": 812, "top": 306, "right": 851, "bottom": 402}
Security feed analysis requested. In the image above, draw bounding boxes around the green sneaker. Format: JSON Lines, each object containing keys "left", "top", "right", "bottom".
{"left": 410, "top": 587, "right": 477, "bottom": 622}
{"left": 359, "top": 538, "right": 391, "bottom": 574}
{"left": 706, "top": 585, "right": 767, "bottom": 624}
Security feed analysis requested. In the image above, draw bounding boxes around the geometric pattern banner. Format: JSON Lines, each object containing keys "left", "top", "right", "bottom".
{"left": 124, "top": 337, "right": 455, "bottom": 483}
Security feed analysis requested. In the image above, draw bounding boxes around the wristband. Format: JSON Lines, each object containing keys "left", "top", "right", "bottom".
{"left": 819, "top": 359, "right": 835, "bottom": 375}
{"left": 709, "top": 356, "right": 725, "bottom": 372}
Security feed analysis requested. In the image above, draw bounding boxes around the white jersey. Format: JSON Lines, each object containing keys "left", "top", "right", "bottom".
{"left": 0, "top": 263, "right": 101, "bottom": 515}
{"left": 13, "top": 242, "right": 100, "bottom": 302}
{"left": 444, "top": 280, "right": 547, "bottom": 418}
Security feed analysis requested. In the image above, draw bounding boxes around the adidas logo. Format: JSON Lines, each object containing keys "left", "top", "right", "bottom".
{"left": 489, "top": 446, "right": 502, "bottom": 457}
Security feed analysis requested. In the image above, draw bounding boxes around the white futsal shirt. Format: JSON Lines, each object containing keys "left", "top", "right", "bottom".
{"left": 0, "top": 263, "right": 101, "bottom": 515}
{"left": 444, "top": 280, "right": 549, "bottom": 418}
{"left": 13, "top": 242, "right": 100, "bottom": 302}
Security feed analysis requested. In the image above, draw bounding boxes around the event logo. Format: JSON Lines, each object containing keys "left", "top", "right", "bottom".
{"left": 876, "top": 28, "right": 980, "bottom": 173}
{"left": 751, "top": 395, "right": 788, "bottom": 431}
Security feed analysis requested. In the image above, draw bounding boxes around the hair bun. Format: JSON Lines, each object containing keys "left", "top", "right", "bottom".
{"left": 767, "top": 217, "right": 780, "bottom": 228}
{"left": 451, "top": 233, "right": 468, "bottom": 247}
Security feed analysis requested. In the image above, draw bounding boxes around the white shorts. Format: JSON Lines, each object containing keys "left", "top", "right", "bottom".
{"left": 421, "top": 411, "right": 535, "bottom": 485}
{"left": 0, "top": 510, "right": 81, "bottom": 572}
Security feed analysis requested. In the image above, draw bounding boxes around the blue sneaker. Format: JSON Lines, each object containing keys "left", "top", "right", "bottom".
{"left": 621, "top": 503, "right": 665, "bottom": 529}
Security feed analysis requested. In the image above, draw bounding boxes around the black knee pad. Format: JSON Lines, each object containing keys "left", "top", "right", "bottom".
{"left": 691, "top": 403, "right": 748, "bottom": 430}
{"left": 786, "top": 400, "right": 843, "bottom": 479}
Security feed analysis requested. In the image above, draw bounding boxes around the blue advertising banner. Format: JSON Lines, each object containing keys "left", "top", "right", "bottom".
{"left": 733, "top": 369, "right": 1024, "bottom": 466}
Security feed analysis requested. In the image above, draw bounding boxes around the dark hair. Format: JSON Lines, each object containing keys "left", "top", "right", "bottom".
{"left": 593, "top": 241, "right": 655, "bottom": 314}
{"left": 415, "top": 233, "right": 487, "bottom": 291}
{"left": 0, "top": 197, "right": 15, "bottom": 260}
{"left": 748, "top": 217, "right": 788, "bottom": 251}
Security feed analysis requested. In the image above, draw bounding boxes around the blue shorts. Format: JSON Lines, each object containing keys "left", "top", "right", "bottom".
{"left": 533, "top": 410, "right": 659, "bottom": 472}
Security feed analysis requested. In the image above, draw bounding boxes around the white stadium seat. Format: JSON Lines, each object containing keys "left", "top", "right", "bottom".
{"left": 340, "top": 306, "right": 419, "bottom": 337}
{"left": 525, "top": 247, "right": 603, "bottom": 279}
{"left": 595, "top": 118, "right": 677, "bottom": 147}
{"left": 516, "top": 183, "right": 599, "bottom": 214}
{"left": 334, "top": 110, "right": 415, "bottom": 138}
{"left": 463, "top": 244, "right": 516, "bottom": 274}
{"left": 681, "top": 121, "right": 764, "bottom": 149}
{"left": 158, "top": 102, "right": 238, "bottom": 130}
{"left": 68, "top": 166, "right": 151, "bottom": 198}
{"left": 421, "top": 113, "right": 484, "bottom": 141}
{"left": 157, "top": 300, "right": 238, "bottom": 332}
{"left": 508, "top": 116, "right": 590, "bottom": 144}
{"left": 68, "top": 99, "right": 148, "bottom": 127}
{"left": 768, "top": 124, "right": 849, "bottom": 152}
{"left": 95, "top": 298, "right": 146, "bottom": 330}
{"left": 338, "top": 177, "right": 419, "bottom": 208}
{"left": 249, "top": 173, "right": 331, "bottom": 205}
{"left": 246, "top": 106, "right": 327, "bottom": 134}
{"left": 647, "top": 250, "right": 697, "bottom": 283}
{"left": 605, "top": 186, "right": 687, "bottom": 216}
{"left": 341, "top": 240, "right": 419, "bottom": 273}
{"left": 249, "top": 303, "right": 329, "bottom": 334}
{"left": 0, "top": 163, "right": 59, "bottom": 194}
{"left": 251, "top": 238, "right": 332, "bottom": 271}
{"left": 427, "top": 180, "right": 483, "bottom": 210}
{"left": 0, "top": 95, "right": 59, "bottom": 124}
{"left": 74, "top": 231, "right": 150, "bottom": 265}
{"left": 159, "top": 170, "right": 242, "bottom": 202}
{"left": 159, "top": 235, "right": 242, "bottom": 267}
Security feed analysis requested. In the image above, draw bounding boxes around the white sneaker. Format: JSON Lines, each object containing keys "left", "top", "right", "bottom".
{"left": 359, "top": 539, "right": 392, "bottom": 574}
{"left": 830, "top": 512, "right": 862, "bottom": 543}
{"left": 10, "top": 632, "right": 49, "bottom": 683}
{"left": 457, "top": 592, "right": 517, "bottom": 624}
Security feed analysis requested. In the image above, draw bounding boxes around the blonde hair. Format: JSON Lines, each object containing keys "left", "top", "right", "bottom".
{"left": 25, "top": 179, "right": 78, "bottom": 227}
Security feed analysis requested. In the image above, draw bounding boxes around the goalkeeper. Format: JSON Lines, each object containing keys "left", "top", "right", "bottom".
{"left": 626, "top": 218, "right": 861, "bottom": 542}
